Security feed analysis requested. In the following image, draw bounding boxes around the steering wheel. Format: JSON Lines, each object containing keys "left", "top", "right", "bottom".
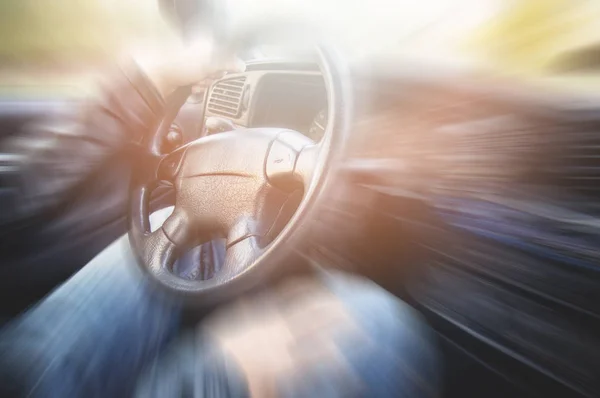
{"left": 129, "top": 46, "right": 351, "bottom": 302}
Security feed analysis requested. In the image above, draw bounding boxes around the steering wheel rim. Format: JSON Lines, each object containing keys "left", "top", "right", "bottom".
{"left": 128, "top": 45, "right": 352, "bottom": 302}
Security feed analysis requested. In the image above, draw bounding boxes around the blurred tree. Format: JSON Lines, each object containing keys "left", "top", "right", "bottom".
{"left": 0, "top": 0, "right": 171, "bottom": 67}
{"left": 470, "top": 0, "right": 600, "bottom": 74}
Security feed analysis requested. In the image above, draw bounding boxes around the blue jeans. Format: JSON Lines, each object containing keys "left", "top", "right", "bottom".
{"left": 0, "top": 208, "right": 438, "bottom": 398}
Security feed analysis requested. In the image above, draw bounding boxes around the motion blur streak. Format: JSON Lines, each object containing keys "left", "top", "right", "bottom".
{"left": 1, "top": 0, "right": 600, "bottom": 397}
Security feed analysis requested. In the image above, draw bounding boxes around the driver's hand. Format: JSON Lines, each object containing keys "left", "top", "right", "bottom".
{"left": 134, "top": 37, "right": 245, "bottom": 99}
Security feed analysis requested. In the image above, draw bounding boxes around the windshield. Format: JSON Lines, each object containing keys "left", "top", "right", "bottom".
{"left": 223, "top": 0, "right": 600, "bottom": 80}
{"left": 223, "top": 0, "right": 501, "bottom": 65}
{"left": 3, "top": 0, "right": 600, "bottom": 93}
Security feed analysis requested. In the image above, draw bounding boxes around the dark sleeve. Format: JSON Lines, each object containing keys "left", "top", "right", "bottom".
{"left": 0, "top": 62, "right": 165, "bottom": 229}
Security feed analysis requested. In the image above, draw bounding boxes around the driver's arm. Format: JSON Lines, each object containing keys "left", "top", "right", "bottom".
{"left": 0, "top": 41, "right": 243, "bottom": 231}
{"left": 0, "top": 63, "right": 164, "bottom": 228}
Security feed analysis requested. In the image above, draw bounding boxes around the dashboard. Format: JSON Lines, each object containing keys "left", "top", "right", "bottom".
{"left": 203, "top": 63, "right": 328, "bottom": 141}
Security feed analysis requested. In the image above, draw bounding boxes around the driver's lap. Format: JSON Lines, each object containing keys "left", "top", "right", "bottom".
{"left": 0, "top": 207, "right": 439, "bottom": 398}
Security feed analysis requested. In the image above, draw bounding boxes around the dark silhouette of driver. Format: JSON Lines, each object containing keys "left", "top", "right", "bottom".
{"left": 0, "top": 41, "right": 438, "bottom": 397}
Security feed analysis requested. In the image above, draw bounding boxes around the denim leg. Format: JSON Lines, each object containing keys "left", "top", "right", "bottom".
{"left": 275, "top": 271, "right": 441, "bottom": 398}
{"left": 0, "top": 207, "right": 181, "bottom": 398}
{"left": 320, "top": 271, "right": 440, "bottom": 398}
{"left": 133, "top": 271, "right": 439, "bottom": 398}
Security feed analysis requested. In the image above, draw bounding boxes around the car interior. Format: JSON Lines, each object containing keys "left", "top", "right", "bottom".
{"left": 0, "top": 1, "right": 599, "bottom": 397}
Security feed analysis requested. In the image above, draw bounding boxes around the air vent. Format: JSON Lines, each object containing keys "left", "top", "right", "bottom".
{"left": 207, "top": 76, "right": 246, "bottom": 118}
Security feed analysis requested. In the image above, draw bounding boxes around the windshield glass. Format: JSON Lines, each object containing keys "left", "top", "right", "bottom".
{"left": 224, "top": 0, "right": 501, "bottom": 65}
{"left": 223, "top": 0, "right": 600, "bottom": 81}
{"left": 0, "top": 0, "right": 173, "bottom": 95}
{"left": 3, "top": 0, "right": 600, "bottom": 93}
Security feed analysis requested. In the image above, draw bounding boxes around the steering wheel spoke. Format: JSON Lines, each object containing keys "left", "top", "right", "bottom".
{"left": 294, "top": 142, "right": 322, "bottom": 187}
{"left": 142, "top": 207, "right": 193, "bottom": 274}
{"left": 156, "top": 143, "right": 189, "bottom": 182}
{"left": 220, "top": 216, "right": 264, "bottom": 282}
{"left": 265, "top": 131, "right": 320, "bottom": 191}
